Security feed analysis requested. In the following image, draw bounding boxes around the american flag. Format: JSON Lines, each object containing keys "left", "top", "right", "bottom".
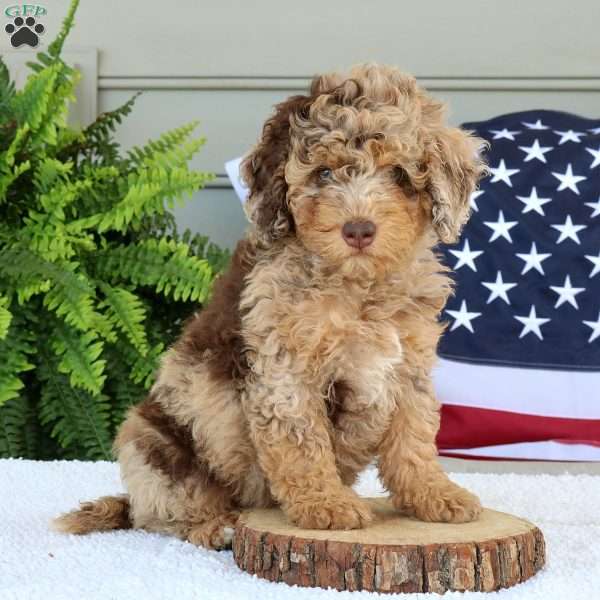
{"left": 434, "top": 110, "right": 600, "bottom": 461}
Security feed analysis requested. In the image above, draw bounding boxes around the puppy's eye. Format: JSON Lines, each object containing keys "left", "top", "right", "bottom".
{"left": 317, "top": 167, "right": 333, "bottom": 182}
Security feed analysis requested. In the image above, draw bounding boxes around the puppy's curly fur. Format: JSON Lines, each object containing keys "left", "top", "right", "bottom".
{"left": 54, "top": 64, "right": 487, "bottom": 548}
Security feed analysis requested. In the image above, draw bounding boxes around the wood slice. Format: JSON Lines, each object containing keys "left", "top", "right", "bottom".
{"left": 232, "top": 497, "right": 545, "bottom": 594}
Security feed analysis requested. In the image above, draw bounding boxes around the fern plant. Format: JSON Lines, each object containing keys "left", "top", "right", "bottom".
{"left": 0, "top": 0, "right": 229, "bottom": 460}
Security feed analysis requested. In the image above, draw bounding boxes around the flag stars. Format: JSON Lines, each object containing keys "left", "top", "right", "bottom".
{"left": 584, "top": 197, "right": 600, "bottom": 218}
{"left": 489, "top": 128, "right": 521, "bottom": 141}
{"left": 518, "top": 139, "right": 553, "bottom": 163}
{"left": 516, "top": 242, "right": 551, "bottom": 275}
{"left": 481, "top": 271, "right": 517, "bottom": 305}
{"left": 514, "top": 305, "right": 551, "bottom": 340}
{"left": 549, "top": 275, "right": 586, "bottom": 309}
{"left": 588, "top": 126, "right": 600, "bottom": 135}
{"left": 489, "top": 159, "right": 520, "bottom": 187}
{"left": 552, "top": 164, "right": 587, "bottom": 195}
{"left": 446, "top": 300, "right": 482, "bottom": 333}
{"left": 483, "top": 210, "right": 518, "bottom": 243}
{"left": 585, "top": 252, "right": 600, "bottom": 278}
{"left": 516, "top": 187, "right": 552, "bottom": 216}
{"left": 551, "top": 215, "right": 587, "bottom": 245}
{"left": 449, "top": 239, "right": 483, "bottom": 272}
{"left": 522, "top": 119, "right": 550, "bottom": 130}
{"left": 586, "top": 146, "right": 600, "bottom": 169}
{"left": 553, "top": 129, "right": 586, "bottom": 145}
{"left": 583, "top": 312, "right": 600, "bottom": 343}
{"left": 469, "top": 190, "right": 484, "bottom": 212}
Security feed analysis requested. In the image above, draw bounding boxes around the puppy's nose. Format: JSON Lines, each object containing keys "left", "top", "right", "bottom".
{"left": 342, "top": 221, "right": 376, "bottom": 249}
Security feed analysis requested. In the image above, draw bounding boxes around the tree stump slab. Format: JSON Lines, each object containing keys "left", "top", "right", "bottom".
{"left": 232, "top": 498, "right": 545, "bottom": 594}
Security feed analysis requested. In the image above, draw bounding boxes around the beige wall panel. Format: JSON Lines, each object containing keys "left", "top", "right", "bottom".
{"left": 41, "top": 1, "right": 600, "bottom": 78}
{"left": 171, "top": 189, "right": 248, "bottom": 251}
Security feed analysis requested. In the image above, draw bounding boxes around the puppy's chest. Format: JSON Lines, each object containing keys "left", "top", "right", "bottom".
{"left": 276, "top": 287, "right": 404, "bottom": 376}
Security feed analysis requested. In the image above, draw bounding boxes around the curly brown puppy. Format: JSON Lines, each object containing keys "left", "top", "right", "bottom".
{"left": 54, "top": 64, "right": 486, "bottom": 549}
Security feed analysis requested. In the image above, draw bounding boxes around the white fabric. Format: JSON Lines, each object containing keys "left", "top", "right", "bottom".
{"left": 224, "top": 157, "right": 249, "bottom": 203}
{"left": 1, "top": 459, "right": 600, "bottom": 599}
{"left": 434, "top": 358, "right": 600, "bottom": 419}
{"left": 442, "top": 440, "right": 600, "bottom": 461}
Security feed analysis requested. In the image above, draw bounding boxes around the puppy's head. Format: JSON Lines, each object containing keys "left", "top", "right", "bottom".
{"left": 242, "top": 64, "right": 486, "bottom": 278}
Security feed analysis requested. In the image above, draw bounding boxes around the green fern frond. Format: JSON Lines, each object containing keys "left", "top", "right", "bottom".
{"left": 149, "top": 137, "right": 210, "bottom": 171}
{"left": 23, "top": 193, "right": 93, "bottom": 262}
{"left": 0, "top": 0, "right": 223, "bottom": 459}
{"left": 98, "top": 283, "right": 149, "bottom": 356}
{"left": 4, "top": 65, "right": 75, "bottom": 160}
{"left": 0, "top": 57, "right": 15, "bottom": 95}
{"left": 32, "top": 67, "right": 78, "bottom": 150}
{"left": 33, "top": 157, "right": 73, "bottom": 192}
{"left": 87, "top": 92, "right": 140, "bottom": 140}
{"left": 94, "top": 166, "right": 210, "bottom": 234}
{"left": 12, "top": 65, "right": 59, "bottom": 137}
{"left": 50, "top": 319, "right": 106, "bottom": 395}
{"left": 46, "top": 0, "right": 80, "bottom": 61}
{"left": 0, "top": 159, "right": 30, "bottom": 203}
{"left": 127, "top": 121, "right": 199, "bottom": 165}
{"left": 0, "top": 57, "right": 16, "bottom": 128}
{"left": 43, "top": 273, "right": 95, "bottom": 330}
{"left": 20, "top": 54, "right": 77, "bottom": 149}
{"left": 181, "top": 230, "right": 232, "bottom": 274}
{"left": 0, "top": 250, "right": 111, "bottom": 336}
{"left": 38, "top": 347, "right": 111, "bottom": 459}
{"left": 94, "top": 238, "right": 214, "bottom": 302}
{"left": 0, "top": 294, "right": 12, "bottom": 339}
{"left": 60, "top": 92, "right": 140, "bottom": 166}
{"left": 0, "top": 313, "right": 35, "bottom": 406}
{"left": 120, "top": 339, "right": 164, "bottom": 388}
{"left": 0, "top": 393, "right": 38, "bottom": 458}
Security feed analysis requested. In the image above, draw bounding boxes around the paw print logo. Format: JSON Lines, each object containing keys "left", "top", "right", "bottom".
{"left": 5, "top": 16, "right": 45, "bottom": 48}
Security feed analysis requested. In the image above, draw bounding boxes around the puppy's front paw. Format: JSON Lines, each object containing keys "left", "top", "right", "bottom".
{"left": 286, "top": 490, "right": 373, "bottom": 530}
{"left": 398, "top": 481, "right": 482, "bottom": 524}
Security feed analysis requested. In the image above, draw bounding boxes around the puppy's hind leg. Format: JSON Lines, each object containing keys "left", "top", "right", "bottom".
{"left": 116, "top": 395, "right": 241, "bottom": 550}
{"left": 139, "top": 483, "right": 241, "bottom": 550}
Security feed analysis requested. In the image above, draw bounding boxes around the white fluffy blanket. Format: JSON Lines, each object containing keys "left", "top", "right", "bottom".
{"left": 1, "top": 459, "right": 598, "bottom": 599}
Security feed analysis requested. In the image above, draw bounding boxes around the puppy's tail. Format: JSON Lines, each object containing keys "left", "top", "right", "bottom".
{"left": 52, "top": 495, "right": 132, "bottom": 535}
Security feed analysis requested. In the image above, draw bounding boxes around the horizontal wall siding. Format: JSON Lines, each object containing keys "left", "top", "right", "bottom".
{"left": 100, "top": 84, "right": 600, "bottom": 175}
{"left": 44, "top": 1, "right": 600, "bottom": 78}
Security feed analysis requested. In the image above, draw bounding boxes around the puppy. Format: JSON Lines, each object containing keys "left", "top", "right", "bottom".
{"left": 55, "top": 64, "right": 486, "bottom": 549}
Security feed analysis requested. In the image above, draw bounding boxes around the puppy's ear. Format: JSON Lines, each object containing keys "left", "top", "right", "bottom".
{"left": 422, "top": 103, "right": 487, "bottom": 243}
{"left": 241, "top": 95, "right": 311, "bottom": 245}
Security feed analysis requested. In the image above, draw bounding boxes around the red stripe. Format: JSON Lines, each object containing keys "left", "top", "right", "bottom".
{"left": 436, "top": 404, "right": 600, "bottom": 450}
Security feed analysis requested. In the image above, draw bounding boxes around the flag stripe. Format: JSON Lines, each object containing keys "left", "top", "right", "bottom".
{"left": 434, "top": 358, "right": 600, "bottom": 419}
{"left": 437, "top": 404, "right": 600, "bottom": 450}
{"left": 440, "top": 440, "right": 600, "bottom": 461}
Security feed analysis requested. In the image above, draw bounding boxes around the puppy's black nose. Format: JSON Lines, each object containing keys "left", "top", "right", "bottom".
{"left": 342, "top": 221, "right": 376, "bottom": 249}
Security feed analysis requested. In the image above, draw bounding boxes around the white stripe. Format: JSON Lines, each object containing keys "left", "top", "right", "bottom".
{"left": 434, "top": 358, "right": 600, "bottom": 419}
{"left": 442, "top": 440, "right": 600, "bottom": 461}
